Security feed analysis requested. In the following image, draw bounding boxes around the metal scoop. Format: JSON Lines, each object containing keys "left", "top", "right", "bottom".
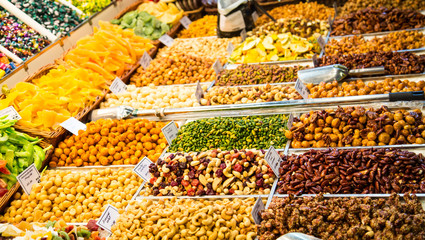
{"left": 298, "top": 64, "right": 386, "bottom": 84}
{"left": 277, "top": 232, "right": 321, "bottom": 240}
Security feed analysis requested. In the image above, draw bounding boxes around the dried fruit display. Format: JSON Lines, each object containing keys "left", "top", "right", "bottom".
{"left": 144, "top": 149, "right": 275, "bottom": 196}
{"left": 339, "top": 0, "right": 425, "bottom": 16}
{"left": 51, "top": 118, "right": 167, "bottom": 167}
{"left": 258, "top": 194, "right": 425, "bottom": 240}
{"left": 307, "top": 79, "right": 425, "bottom": 98}
{"left": 137, "top": 1, "right": 183, "bottom": 26}
{"left": 331, "top": 7, "right": 425, "bottom": 36}
{"left": 169, "top": 114, "right": 289, "bottom": 152}
{"left": 249, "top": 18, "right": 329, "bottom": 39}
{"left": 229, "top": 34, "right": 320, "bottom": 63}
{"left": 111, "top": 198, "right": 257, "bottom": 240}
{"left": 1, "top": 168, "right": 143, "bottom": 223}
{"left": 256, "top": 2, "right": 334, "bottom": 25}
{"left": 317, "top": 51, "right": 425, "bottom": 75}
{"left": 326, "top": 30, "right": 425, "bottom": 56}
{"left": 216, "top": 64, "right": 308, "bottom": 86}
{"left": 201, "top": 84, "right": 301, "bottom": 105}
{"left": 130, "top": 52, "right": 216, "bottom": 87}
{"left": 277, "top": 148, "right": 425, "bottom": 195}
{"left": 177, "top": 15, "right": 217, "bottom": 38}
{"left": 101, "top": 84, "right": 205, "bottom": 109}
{"left": 286, "top": 106, "right": 425, "bottom": 148}
{"left": 157, "top": 37, "right": 241, "bottom": 62}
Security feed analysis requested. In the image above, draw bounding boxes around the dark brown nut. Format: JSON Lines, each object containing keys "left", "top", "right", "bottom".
{"left": 339, "top": 0, "right": 425, "bottom": 16}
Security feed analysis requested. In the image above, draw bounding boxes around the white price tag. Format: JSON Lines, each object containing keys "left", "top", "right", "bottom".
{"left": 317, "top": 36, "right": 326, "bottom": 49}
{"left": 159, "top": 34, "right": 174, "bottom": 47}
{"left": 0, "top": 106, "right": 21, "bottom": 120}
{"left": 213, "top": 59, "right": 223, "bottom": 75}
{"left": 295, "top": 79, "right": 310, "bottom": 99}
{"left": 60, "top": 117, "right": 87, "bottom": 136}
{"left": 133, "top": 157, "right": 153, "bottom": 182}
{"left": 180, "top": 16, "right": 192, "bottom": 29}
{"left": 139, "top": 51, "right": 152, "bottom": 70}
{"left": 109, "top": 77, "right": 127, "bottom": 95}
{"left": 17, "top": 164, "right": 40, "bottom": 195}
{"left": 240, "top": 29, "right": 247, "bottom": 42}
{"left": 264, "top": 146, "right": 281, "bottom": 177}
{"left": 251, "top": 197, "right": 265, "bottom": 225}
{"left": 161, "top": 121, "right": 179, "bottom": 145}
{"left": 252, "top": 11, "right": 259, "bottom": 23}
{"left": 97, "top": 204, "right": 120, "bottom": 233}
{"left": 195, "top": 81, "right": 203, "bottom": 103}
{"left": 227, "top": 42, "right": 235, "bottom": 55}
{"left": 287, "top": 113, "right": 294, "bottom": 129}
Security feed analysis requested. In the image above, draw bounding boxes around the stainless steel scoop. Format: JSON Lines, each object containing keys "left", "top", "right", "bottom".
{"left": 298, "top": 64, "right": 386, "bottom": 84}
{"left": 277, "top": 232, "right": 321, "bottom": 240}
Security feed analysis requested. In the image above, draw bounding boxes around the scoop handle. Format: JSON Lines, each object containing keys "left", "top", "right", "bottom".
{"left": 348, "top": 66, "right": 386, "bottom": 76}
{"left": 389, "top": 91, "right": 425, "bottom": 101}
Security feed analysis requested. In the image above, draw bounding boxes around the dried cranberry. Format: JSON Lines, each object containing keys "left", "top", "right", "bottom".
{"left": 188, "top": 170, "right": 196, "bottom": 179}
{"left": 160, "top": 182, "right": 166, "bottom": 188}
{"left": 206, "top": 189, "right": 216, "bottom": 195}
{"left": 219, "top": 163, "right": 227, "bottom": 169}
{"left": 256, "top": 172, "right": 263, "bottom": 178}
{"left": 179, "top": 162, "right": 187, "bottom": 169}
{"left": 170, "top": 181, "right": 178, "bottom": 187}
{"left": 215, "top": 169, "right": 224, "bottom": 177}
{"left": 169, "top": 154, "right": 175, "bottom": 159}
{"left": 206, "top": 182, "right": 213, "bottom": 189}
{"left": 256, "top": 178, "right": 264, "bottom": 187}
{"left": 154, "top": 172, "right": 160, "bottom": 178}
{"left": 196, "top": 189, "right": 206, "bottom": 195}
{"left": 233, "top": 163, "right": 243, "bottom": 172}
{"left": 229, "top": 189, "right": 235, "bottom": 194}
{"left": 260, "top": 149, "right": 266, "bottom": 154}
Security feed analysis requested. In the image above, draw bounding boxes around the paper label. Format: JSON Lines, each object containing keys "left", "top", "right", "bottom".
{"left": 318, "top": 36, "right": 326, "bottom": 49}
{"left": 109, "top": 77, "right": 127, "bottom": 95}
{"left": 159, "top": 34, "right": 174, "bottom": 47}
{"left": 227, "top": 42, "right": 235, "bottom": 55}
{"left": 213, "top": 59, "right": 223, "bottom": 75}
{"left": 180, "top": 16, "right": 192, "bottom": 29}
{"left": 133, "top": 157, "right": 153, "bottom": 182}
{"left": 60, "top": 117, "right": 87, "bottom": 136}
{"left": 139, "top": 51, "right": 152, "bottom": 70}
{"left": 251, "top": 197, "right": 265, "bottom": 225}
{"left": 0, "top": 106, "right": 21, "bottom": 120}
{"left": 287, "top": 113, "right": 294, "bottom": 129}
{"left": 252, "top": 11, "right": 259, "bottom": 23}
{"left": 97, "top": 204, "right": 120, "bottom": 233}
{"left": 240, "top": 29, "right": 247, "bottom": 42}
{"left": 264, "top": 146, "right": 281, "bottom": 177}
{"left": 161, "top": 121, "right": 179, "bottom": 145}
{"left": 295, "top": 79, "right": 310, "bottom": 99}
{"left": 17, "top": 164, "right": 40, "bottom": 195}
{"left": 195, "top": 81, "right": 203, "bottom": 103}
{"left": 219, "top": 10, "right": 245, "bottom": 32}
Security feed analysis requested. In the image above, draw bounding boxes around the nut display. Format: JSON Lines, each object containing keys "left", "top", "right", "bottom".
{"left": 137, "top": 1, "right": 183, "bottom": 26}
{"left": 249, "top": 18, "right": 329, "bottom": 39}
{"left": 130, "top": 52, "right": 216, "bottom": 87}
{"left": 169, "top": 114, "right": 288, "bottom": 152}
{"left": 331, "top": 7, "right": 425, "bottom": 36}
{"left": 177, "top": 15, "right": 217, "bottom": 38}
{"left": 317, "top": 51, "right": 425, "bottom": 75}
{"left": 110, "top": 198, "right": 257, "bottom": 240}
{"left": 216, "top": 64, "right": 308, "bottom": 86}
{"left": 201, "top": 84, "right": 302, "bottom": 105}
{"left": 157, "top": 37, "right": 241, "bottom": 62}
{"left": 1, "top": 168, "right": 143, "bottom": 223}
{"left": 51, "top": 118, "right": 167, "bottom": 167}
{"left": 325, "top": 30, "right": 425, "bottom": 56}
{"left": 307, "top": 78, "right": 425, "bottom": 98}
{"left": 256, "top": 2, "right": 334, "bottom": 26}
{"left": 277, "top": 148, "right": 425, "bottom": 195}
{"left": 258, "top": 194, "right": 425, "bottom": 240}
{"left": 286, "top": 106, "right": 425, "bottom": 148}
{"left": 144, "top": 149, "right": 275, "bottom": 196}
{"left": 339, "top": 0, "right": 425, "bottom": 16}
{"left": 101, "top": 84, "right": 206, "bottom": 109}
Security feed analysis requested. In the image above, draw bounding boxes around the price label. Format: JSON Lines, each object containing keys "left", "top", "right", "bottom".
{"left": 60, "top": 117, "right": 87, "bottom": 136}
{"left": 295, "top": 79, "right": 310, "bottom": 99}
{"left": 133, "top": 157, "right": 153, "bottom": 182}
{"left": 180, "top": 16, "right": 192, "bottom": 29}
{"left": 251, "top": 197, "right": 265, "bottom": 225}
{"left": 17, "top": 164, "right": 40, "bottom": 195}
{"left": 139, "top": 51, "right": 152, "bottom": 70}
{"left": 213, "top": 59, "right": 223, "bottom": 75}
{"left": 195, "top": 81, "right": 203, "bottom": 103}
{"left": 97, "top": 204, "right": 120, "bottom": 233}
{"left": 0, "top": 106, "right": 21, "bottom": 120}
{"left": 287, "top": 113, "right": 294, "bottom": 129}
{"left": 159, "top": 34, "right": 174, "bottom": 47}
{"left": 252, "top": 11, "right": 259, "bottom": 23}
{"left": 317, "top": 36, "right": 326, "bottom": 49}
{"left": 227, "top": 42, "right": 235, "bottom": 55}
{"left": 240, "top": 29, "right": 247, "bottom": 42}
{"left": 109, "top": 77, "right": 127, "bottom": 95}
{"left": 161, "top": 121, "right": 179, "bottom": 145}
{"left": 264, "top": 146, "right": 281, "bottom": 177}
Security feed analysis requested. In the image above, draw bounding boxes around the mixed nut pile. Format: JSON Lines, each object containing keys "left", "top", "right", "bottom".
{"left": 277, "top": 148, "right": 425, "bottom": 195}
{"left": 286, "top": 106, "right": 425, "bottom": 148}
{"left": 338, "top": 0, "right": 425, "bottom": 16}
{"left": 144, "top": 149, "right": 275, "bottom": 196}
{"left": 258, "top": 194, "right": 425, "bottom": 240}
